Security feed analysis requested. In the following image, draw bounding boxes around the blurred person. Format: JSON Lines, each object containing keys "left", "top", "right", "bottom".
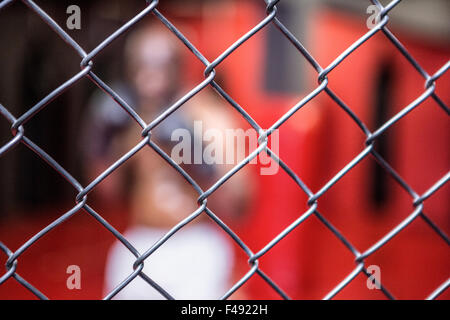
{"left": 82, "top": 22, "right": 252, "bottom": 299}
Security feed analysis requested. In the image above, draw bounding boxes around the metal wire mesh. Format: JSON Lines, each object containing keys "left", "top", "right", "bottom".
{"left": 0, "top": 0, "right": 449, "bottom": 300}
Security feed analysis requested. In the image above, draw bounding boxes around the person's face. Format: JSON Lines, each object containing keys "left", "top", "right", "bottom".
{"left": 132, "top": 35, "right": 177, "bottom": 103}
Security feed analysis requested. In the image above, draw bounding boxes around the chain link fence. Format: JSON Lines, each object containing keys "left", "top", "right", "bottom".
{"left": 0, "top": 0, "right": 449, "bottom": 300}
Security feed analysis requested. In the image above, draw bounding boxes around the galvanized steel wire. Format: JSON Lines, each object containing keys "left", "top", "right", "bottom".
{"left": 0, "top": 0, "right": 449, "bottom": 300}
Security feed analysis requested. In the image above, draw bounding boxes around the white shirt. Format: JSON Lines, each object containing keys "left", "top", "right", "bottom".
{"left": 104, "top": 222, "right": 234, "bottom": 300}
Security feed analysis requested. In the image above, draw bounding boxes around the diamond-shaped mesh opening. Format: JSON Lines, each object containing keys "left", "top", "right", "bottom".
{"left": 0, "top": 0, "right": 448, "bottom": 300}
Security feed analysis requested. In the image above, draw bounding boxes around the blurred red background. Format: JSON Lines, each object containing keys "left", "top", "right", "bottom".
{"left": 0, "top": 0, "right": 448, "bottom": 299}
